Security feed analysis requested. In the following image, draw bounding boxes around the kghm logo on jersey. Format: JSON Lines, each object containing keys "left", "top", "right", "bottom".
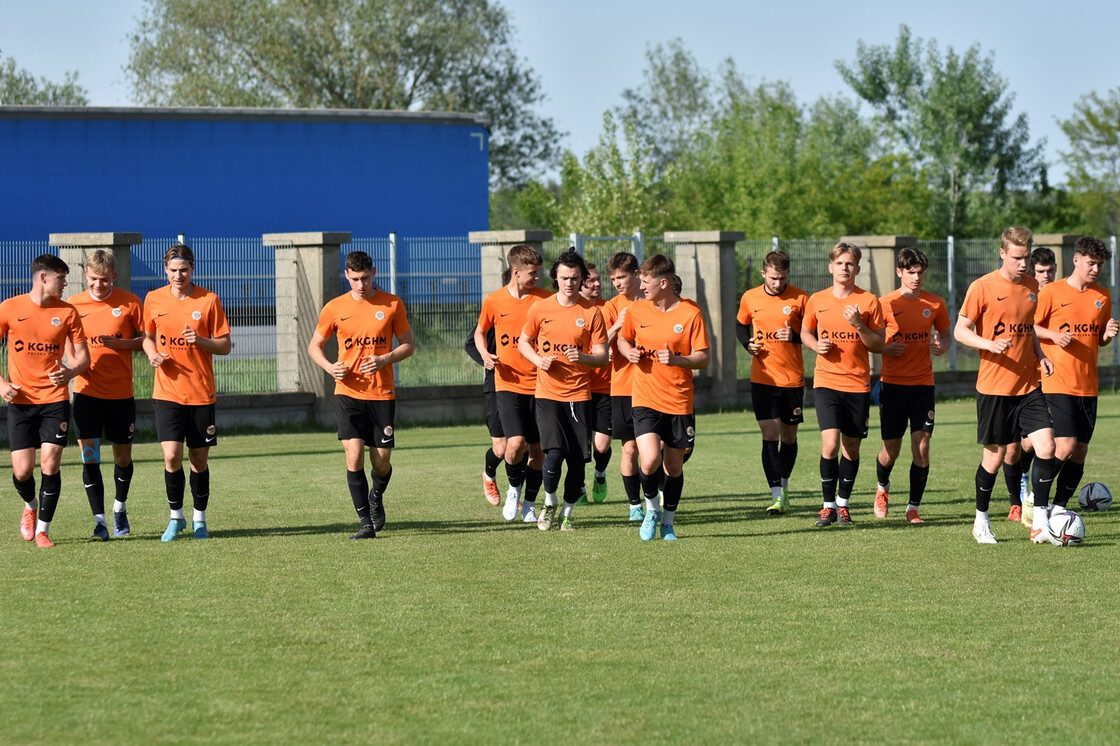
{"left": 575, "top": 317, "right": 586, "bottom": 328}
{"left": 673, "top": 324, "right": 684, "bottom": 334}
{"left": 192, "top": 310, "right": 202, "bottom": 321}
{"left": 375, "top": 311, "right": 386, "bottom": 321}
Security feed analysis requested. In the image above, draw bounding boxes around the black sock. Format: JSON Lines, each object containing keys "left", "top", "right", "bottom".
{"left": 593, "top": 447, "right": 612, "bottom": 474}
{"left": 662, "top": 473, "right": 684, "bottom": 512}
{"left": 165, "top": 468, "right": 186, "bottom": 512}
{"left": 484, "top": 448, "right": 501, "bottom": 480}
{"left": 38, "top": 472, "right": 62, "bottom": 523}
{"left": 12, "top": 474, "right": 35, "bottom": 505}
{"left": 779, "top": 440, "right": 798, "bottom": 480}
{"left": 523, "top": 467, "right": 543, "bottom": 504}
{"left": 1020, "top": 449, "right": 1036, "bottom": 480}
{"left": 909, "top": 464, "right": 930, "bottom": 506}
{"left": 761, "top": 440, "right": 780, "bottom": 488}
{"left": 347, "top": 469, "right": 372, "bottom": 525}
{"left": 1002, "top": 461, "right": 1022, "bottom": 507}
{"left": 875, "top": 456, "right": 893, "bottom": 488}
{"left": 505, "top": 458, "right": 527, "bottom": 489}
{"left": 190, "top": 469, "right": 210, "bottom": 512}
{"left": 562, "top": 457, "right": 584, "bottom": 503}
{"left": 838, "top": 457, "right": 860, "bottom": 501}
{"left": 371, "top": 466, "right": 393, "bottom": 497}
{"left": 975, "top": 465, "right": 997, "bottom": 512}
{"left": 114, "top": 462, "right": 134, "bottom": 504}
{"left": 83, "top": 462, "right": 105, "bottom": 515}
{"left": 639, "top": 468, "right": 660, "bottom": 501}
{"left": 1033, "top": 457, "right": 1057, "bottom": 508}
{"left": 543, "top": 449, "right": 564, "bottom": 494}
{"left": 1054, "top": 459, "right": 1084, "bottom": 507}
{"left": 622, "top": 473, "right": 641, "bottom": 505}
{"left": 820, "top": 457, "right": 839, "bottom": 502}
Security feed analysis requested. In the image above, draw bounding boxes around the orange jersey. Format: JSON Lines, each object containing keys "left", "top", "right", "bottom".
{"left": 879, "top": 289, "right": 951, "bottom": 386}
{"left": 603, "top": 293, "right": 640, "bottom": 396}
{"left": 959, "top": 270, "right": 1040, "bottom": 396}
{"left": 477, "top": 285, "right": 551, "bottom": 394}
{"left": 736, "top": 283, "right": 808, "bottom": 388}
{"left": 143, "top": 285, "right": 231, "bottom": 405}
{"left": 803, "top": 287, "right": 884, "bottom": 392}
{"left": 69, "top": 288, "right": 144, "bottom": 399}
{"left": 619, "top": 298, "right": 710, "bottom": 415}
{"left": 521, "top": 295, "right": 607, "bottom": 402}
{"left": 0, "top": 295, "right": 86, "bottom": 405}
{"left": 587, "top": 298, "right": 612, "bottom": 394}
{"left": 1036, "top": 280, "right": 1112, "bottom": 396}
{"left": 315, "top": 289, "right": 411, "bottom": 401}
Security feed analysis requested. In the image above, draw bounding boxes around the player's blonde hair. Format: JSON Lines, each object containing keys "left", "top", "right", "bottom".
{"left": 829, "top": 242, "right": 862, "bottom": 263}
{"left": 1000, "top": 226, "right": 1033, "bottom": 252}
{"left": 86, "top": 249, "right": 116, "bottom": 274}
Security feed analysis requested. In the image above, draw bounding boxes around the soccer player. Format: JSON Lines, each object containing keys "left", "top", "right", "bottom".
{"left": 954, "top": 226, "right": 1057, "bottom": 544}
{"left": 0, "top": 254, "right": 89, "bottom": 547}
{"left": 68, "top": 250, "right": 144, "bottom": 540}
{"left": 475, "top": 245, "right": 550, "bottom": 522}
{"left": 735, "top": 250, "right": 808, "bottom": 515}
{"left": 616, "top": 254, "right": 710, "bottom": 541}
{"left": 602, "top": 252, "right": 645, "bottom": 521}
{"left": 308, "top": 250, "right": 414, "bottom": 540}
{"left": 1033, "top": 236, "right": 1119, "bottom": 510}
{"left": 517, "top": 249, "right": 608, "bottom": 530}
{"left": 466, "top": 323, "right": 506, "bottom": 507}
{"left": 580, "top": 262, "right": 613, "bottom": 503}
{"left": 143, "top": 244, "right": 232, "bottom": 542}
{"left": 873, "top": 248, "right": 951, "bottom": 524}
{"left": 800, "top": 242, "right": 886, "bottom": 527}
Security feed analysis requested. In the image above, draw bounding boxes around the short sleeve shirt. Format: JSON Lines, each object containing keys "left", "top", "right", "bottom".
{"left": 1036, "top": 280, "right": 1112, "bottom": 397}
{"left": 736, "top": 283, "right": 808, "bottom": 388}
{"left": 477, "top": 286, "right": 551, "bottom": 395}
{"left": 521, "top": 295, "right": 607, "bottom": 402}
{"left": 0, "top": 295, "right": 86, "bottom": 405}
{"left": 603, "top": 293, "right": 640, "bottom": 397}
{"left": 143, "top": 285, "right": 231, "bottom": 405}
{"left": 959, "top": 270, "right": 1040, "bottom": 396}
{"left": 315, "top": 289, "right": 411, "bottom": 401}
{"left": 803, "top": 286, "right": 885, "bottom": 392}
{"left": 69, "top": 287, "right": 144, "bottom": 400}
{"left": 879, "top": 289, "right": 951, "bottom": 386}
{"left": 619, "top": 299, "right": 710, "bottom": 415}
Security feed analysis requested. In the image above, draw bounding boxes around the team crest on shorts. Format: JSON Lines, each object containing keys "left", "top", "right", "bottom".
{"left": 793, "top": 407, "right": 803, "bottom": 416}
{"left": 59, "top": 420, "right": 68, "bottom": 432}
{"left": 129, "top": 423, "right": 135, "bottom": 433}
{"left": 575, "top": 317, "right": 586, "bottom": 327}
{"left": 51, "top": 317, "right": 60, "bottom": 327}
{"left": 673, "top": 324, "right": 684, "bottom": 334}
{"left": 782, "top": 305, "right": 792, "bottom": 315}
{"left": 375, "top": 311, "right": 386, "bottom": 321}
{"left": 686, "top": 426, "right": 695, "bottom": 438}
{"left": 192, "top": 311, "right": 202, "bottom": 320}
{"left": 927, "top": 410, "right": 935, "bottom": 420}
{"left": 922, "top": 308, "right": 931, "bottom": 318}
{"left": 1096, "top": 299, "right": 1105, "bottom": 309}
{"left": 206, "top": 425, "right": 217, "bottom": 436}
{"left": 1029, "top": 293, "right": 1037, "bottom": 303}
{"left": 383, "top": 425, "right": 394, "bottom": 438}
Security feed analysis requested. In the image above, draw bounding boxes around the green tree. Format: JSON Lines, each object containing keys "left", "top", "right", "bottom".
{"left": 1058, "top": 89, "right": 1120, "bottom": 235}
{"left": 836, "top": 25, "right": 1042, "bottom": 236}
{"left": 0, "top": 48, "right": 88, "bottom": 105}
{"left": 125, "top": 0, "right": 561, "bottom": 188}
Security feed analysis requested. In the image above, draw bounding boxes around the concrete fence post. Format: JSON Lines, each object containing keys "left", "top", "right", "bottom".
{"left": 263, "top": 232, "right": 350, "bottom": 421}
{"left": 469, "top": 230, "right": 553, "bottom": 295}
{"left": 49, "top": 233, "right": 142, "bottom": 298}
{"left": 663, "top": 230, "right": 745, "bottom": 410}
{"left": 1034, "top": 233, "right": 1082, "bottom": 278}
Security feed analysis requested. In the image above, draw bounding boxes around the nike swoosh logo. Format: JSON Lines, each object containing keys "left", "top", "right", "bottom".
{"left": 116, "top": 477, "right": 130, "bottom": 482}
{"left": 54, "top": 433, "right": 66, "bottom": 439}
{"left": 341, "top": 316, "right": 352, "bottom": 321}
{"left": 893, "top": 311, "right": 904, "bottom": 316}
{"left": 80, "top": 313, "right": 91, "bottom": 318}
{"left": 640, "top": 324, "right": 652, "bottom": 328}
{"left": 84, "top": 483, "right": 97, "bottom": 489}
{"left": 996, "top": 296, "right": 1008, "bottom": 301}
{"left": 17, "top": 317, "right": 29, "bottom": 322}
{"left": 541, "top": 319, "right": 553, "bottom": 324}
{"left": 157, "top": 312, "right": 168, "bottom": 317}
{"left": 204, "top": 437, "right": 216, "bottom": 444}
{"left": 752, "top": 308, "right": 763, "bottom": 313}
{"left": 499, "top": 313, "right": 511, "bottom": 317}
{"left": 817, "top": 309, "right": 828, "bottom": 314}
{"left": 1060, "top": 302, "right": 1071, "bottom": 307}
{"left": 380, "top": 438, "right": 393, "bottom": 444}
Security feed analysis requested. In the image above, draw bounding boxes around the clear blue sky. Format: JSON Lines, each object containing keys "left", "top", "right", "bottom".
{"left": 3, "top": 0, "right": 1117, "bottom": 182}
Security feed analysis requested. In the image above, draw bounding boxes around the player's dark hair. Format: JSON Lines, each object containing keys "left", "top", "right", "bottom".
{"left": 1074, "top": 236, "right": 1111, "bottom": 262}
{"left": 585, "top": 262, "right": 597, "bottom": 272}
{"left": 345, "top": 251, "right": 374, "bottom": 272}
{"left": 30, "top": 254, "right": 69, "bottom": 276}
{"left": 670, "top": 274, "right": 683, "bottom": 297}
{"left": 640, "top": 254, "right": 675, "bottom": 279}
{"left": 164, "top": 244, "right": 194, "bottom": 266}
{"left": 896, "top": 247, "right": 929, "bottom": 271}
{"left": 1029, "top": 247, "right": 1055, "bottom": 271}
{"left": 607, "top": 252, "right": 639, "bottom": 274}
{"left": 762, "top": 250, "right": 790, "bottom": 273}
{"left": 501, "top": 266, "right": 512, "bottom": 285}
{"left": 550, "top": 248, "right": 588, "bottom": 286}
{"left": 508, "top": 244, "right": 543, "bottom": 268}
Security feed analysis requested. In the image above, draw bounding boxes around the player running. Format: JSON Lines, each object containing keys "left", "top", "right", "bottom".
{"left": 0, "top": 254, "right": 89, "bottom": 547}
{"left": 580, "top": 262, "right": 613, "bottom": 504}
{"left": 872, "top": 248, "right": 951, "bottom": 524}
{"left": 68, "top": 250, "right": 144, "bottom": 540}
{"left": 616, "top": 254, "right": 710, "bottom": 541}
{"left": 735, "top": 249, "right": 808, "bottom": 515}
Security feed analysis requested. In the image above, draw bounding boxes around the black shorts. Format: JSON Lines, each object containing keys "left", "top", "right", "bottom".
{"left": 611, "top": 395, "right": 636, "bottom": 442}
{"left": 335, "top": 395, "right": 396, "bottom": 447}
{"left": 751, "top": 382, "right": 805, "bottom": 424}
{"left": 879, "top": 383, "right": 936, "bottom": 440}
{"left": 72, "top": 393, "right": 136, "bottom": 444}
{"left": 7, "top": 401, "right": 70, "bottom": 452}
{"left": 153, "top": 400, "right": 218, "bottom": 449}
{"left": 496, "top": 391, "right": 540, "bottom": 443}
{"left": 484, "top": 391, "right": 504, "bottom": 439}
{"left": 1046, "top": 393, "right": 1097, "bottom": 443}
{"left": 535, "top": 398, "right": 592, "bottom": 460}
{"left": 632, "top": 406, "right": 696, "bottom": 450}
{"left": 814, "top": 387, "right": 870, "bottom": 439}
{"left": 590, "top": 392, "right": 612, "bottom": 435}
{"left": 976, "top": 388, "right": 1052, "bottom": 446}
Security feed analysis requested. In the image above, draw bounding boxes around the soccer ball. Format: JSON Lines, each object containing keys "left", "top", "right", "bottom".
{"left": 1047, "top": 510, "right": 1085, "bottom": 547}
{"left": 1077, "top": 482, "right": 1113, "bottom": 512}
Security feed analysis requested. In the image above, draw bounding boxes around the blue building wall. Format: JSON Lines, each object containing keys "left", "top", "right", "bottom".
{"left": 0, "top": 107, "right": 489, "bottom": 241}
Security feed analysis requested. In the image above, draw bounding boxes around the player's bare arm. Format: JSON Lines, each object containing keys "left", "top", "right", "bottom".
{"left": 606, "top": 306, "right": 627, "bottom": 344}
{"left": 359, "top": 330, "right": 415, "bottom": 374}
{"left": 1031, "top": 329, "right": 1054, "bottom": 377}
{"left": 307, "top": 330, "right": 350, "bottom": 381}
{"left": 1101, "top": 318, "right": 1119, "bottom": 346}
{"left": 661, "top": 345, "right": 710, "bottom": 370}
{"left": 473, "top": 324, "right": 498, "bottom": 369}
{"left": 801, "top": 326, "right": 829, "bottom": 354}
{"left": 49, "top": 339, "right": 90, "bottom": 386}
{"left": 99, "top": 333, "right": 145, "bottom": 351}
{"left": 517, "top": 331, "right": 553, "bottom": 370}
{"left": 954, "top": 315, "right": 1011, "bottom": 354}
{"left": 844, "top": 304, "right": 885, "bottom": 352}
{"left": 142, "top": 332, "right": 168, "bottom": 367}
{"left": 569, "top": 342, "right": 608, "bottom": 367}
{"left": 616, "top": 335, "right": 641, "bottom": 364}
{"left": 182, "top": 326, "right": 232, "bottom": 356}
{"left": 930, "top": 326, "right": 952, "bottom": 356}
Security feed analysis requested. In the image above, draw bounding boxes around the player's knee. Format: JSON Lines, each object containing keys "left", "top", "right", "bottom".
{"left": 80, "top": 440, "right": 101, "bottom": 465}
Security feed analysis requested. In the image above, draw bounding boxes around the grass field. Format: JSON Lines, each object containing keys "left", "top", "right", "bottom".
{"left": 3, "top": 396, "right": 1120, "bottom": 744}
